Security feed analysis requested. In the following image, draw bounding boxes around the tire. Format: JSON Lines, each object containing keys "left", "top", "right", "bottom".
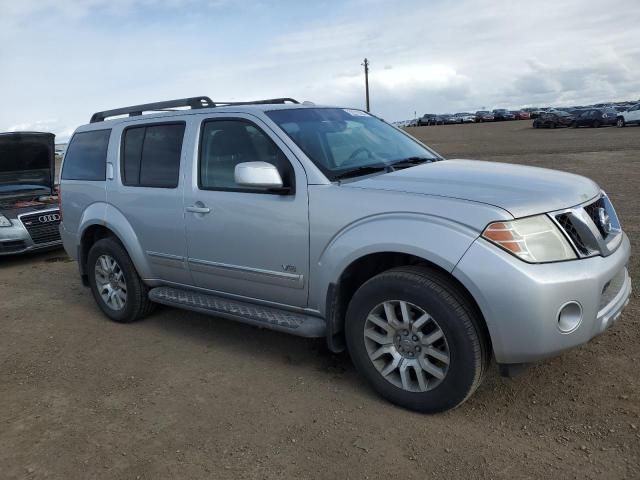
{"left": 571, "top": 122, "right": 577, "bottom": 128}
{"left": 617, "top": 117, "right": 625, "bottom": 128}
{"left": 550, "top": 122, "right": 556, "bottom": 129}
{"left": 87, "top": 237, "right": 155, "bottom": 323}
{"left": 345, "top": 266, "right": 489, "bottom": 413}
{"left": 592, "top": 120, "right": 600, "bottom": 128}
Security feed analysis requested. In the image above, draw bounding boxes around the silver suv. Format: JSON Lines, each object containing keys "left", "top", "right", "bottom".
{"left": 60, "top": 96, "right": 632, "bottom": 412}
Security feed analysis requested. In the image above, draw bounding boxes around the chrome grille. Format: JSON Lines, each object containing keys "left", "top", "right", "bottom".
{"left": 555, "top": 213, "right": 589, "bottom": 255}
{"left": 552, "top": 194, "right": 622, "bottom": 258}
{"left": 584, "top": 197, "right": 607, "bottom": 238}
{"left": 19, "top": 210, "right": 62, "bottom": 245}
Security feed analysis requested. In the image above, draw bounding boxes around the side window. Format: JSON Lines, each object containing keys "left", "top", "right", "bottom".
{"left": 199, "top": 120, "right": 293, "bottom": 192}
{"left": 121, "top": 123, "right": 185, "bottom": 188}
{"left": 61, "top": 129, "right": 111, "bottom": 181}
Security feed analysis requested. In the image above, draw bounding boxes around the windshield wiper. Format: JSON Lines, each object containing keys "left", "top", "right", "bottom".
{"left": 333, "top": 164, "right": 392, "bottom": 181}
{"left": 389, "top": 156, "right": 436, "bottom": 169}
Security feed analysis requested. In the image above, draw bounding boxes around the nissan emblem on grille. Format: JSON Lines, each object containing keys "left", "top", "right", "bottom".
{"left": 598, "top": 207, "right": 611, "bottom": 234}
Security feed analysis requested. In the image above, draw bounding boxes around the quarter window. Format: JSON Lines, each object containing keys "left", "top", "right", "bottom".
{"left": 62, "top": 129, "right": 111, "bottom": 181}
{"left": 121, "top": 123, "right": 185, "bottom": 188}
{"left": 199, "top": 120, "right": 293, "bottom": 192}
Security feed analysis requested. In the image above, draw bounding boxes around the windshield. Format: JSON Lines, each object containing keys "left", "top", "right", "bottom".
{"left": 265, "top": 108, "right": 440, "bottom": 180}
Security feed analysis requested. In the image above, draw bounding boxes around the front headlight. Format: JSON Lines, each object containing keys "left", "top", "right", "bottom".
{"left": 0, "top": 214, "right": 11, "bottom": 227}
{"left": 482, "top": 215, "right": 576, "bottom": 263}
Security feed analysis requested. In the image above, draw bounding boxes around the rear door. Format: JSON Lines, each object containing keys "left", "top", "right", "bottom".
{"left": 184, "top": 113, "right": 310, "bottom": 307}
{"left": 107, "top": 121, "right": 191, "bottom": 284}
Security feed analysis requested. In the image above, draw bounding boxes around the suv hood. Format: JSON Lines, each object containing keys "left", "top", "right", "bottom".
{"left": 0, "top": 132, "right": 55, "bottom": 197}
{"left": 345, "top": 159, "right": 600, "bottom": 218}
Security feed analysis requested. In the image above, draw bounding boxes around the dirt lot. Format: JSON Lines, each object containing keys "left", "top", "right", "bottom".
{"left": 2, "top": 121, "right": 638, "bottom": 479}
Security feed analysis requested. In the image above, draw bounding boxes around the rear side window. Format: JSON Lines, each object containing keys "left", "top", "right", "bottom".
{"left": 121, "top": 123, "right": 185, "bottom": 188}
{"left": 61, "top": 129, "right": 111, "bottom": 181}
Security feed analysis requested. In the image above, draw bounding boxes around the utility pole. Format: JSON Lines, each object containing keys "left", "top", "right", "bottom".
{"left": 362, "top": 58, "right": 370, "bottom": 112}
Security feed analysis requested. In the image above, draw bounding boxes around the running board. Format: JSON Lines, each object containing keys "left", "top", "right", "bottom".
{"left": 148, "top": 286, "right": 326, "bottom": 338}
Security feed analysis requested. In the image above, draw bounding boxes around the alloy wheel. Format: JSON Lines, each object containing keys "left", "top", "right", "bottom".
{"left": 94, "top": 254, "right": 128, "bottom": 311}
{"left": 363, "top": 300, "right": 450, "bottom": 392}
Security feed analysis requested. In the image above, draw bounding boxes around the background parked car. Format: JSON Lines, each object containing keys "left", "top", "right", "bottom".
{"left": 417, "top": 114, "right": 437, "bottom": 126}
{"left": 475, "top": 110, "right": 495, "bottom": 122}
{"left": 455, "top": 112, "right": 476, "bottom": 123}
{"left": 513, "top": 110, "right": 531, "bottom": 120}
{"left": 616, "top": 104, "right": 640, "bottom": 127}
{"left": 492, "top": 109, "right": 516, "bottom": 121}
{"left": 532, "top": 111, "right": 574, "bottom": 129}
{"left": 445, "top": 114, "right": 463, "bottom": 124}
{"left": 571, "top": 108, "right": 618, "bottom": 128}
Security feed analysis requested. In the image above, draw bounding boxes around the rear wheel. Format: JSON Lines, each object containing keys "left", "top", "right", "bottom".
{"left": 550, "top": 122, "right": 556, "bottom": 129}
{"left": 87, "top": 238, "right": 155, "bottom": 323}
{"left": 592, "top": 120, "right": 601, "bottom": 128}
{"left": 617, "top": 117, "right": 625, "bottom": 128}
{"left": 345, "top": 266, "right": 489, "bottom": 413}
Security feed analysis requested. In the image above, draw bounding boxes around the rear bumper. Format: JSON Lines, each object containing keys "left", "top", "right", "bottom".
{"left": 453, "top": 233, "right": 632, "bottom": 364}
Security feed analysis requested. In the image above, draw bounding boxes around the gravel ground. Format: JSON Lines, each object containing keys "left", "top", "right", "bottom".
{"left": 1, "top": 120, "right": 638, "bottom": 479}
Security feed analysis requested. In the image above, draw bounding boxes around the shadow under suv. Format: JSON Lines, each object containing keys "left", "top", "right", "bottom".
{"left": 60, "top": 96, "right": 632, "bottom": 413}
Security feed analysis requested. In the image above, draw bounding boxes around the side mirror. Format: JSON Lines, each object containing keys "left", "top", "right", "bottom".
{"left": 234, "top": 161, "right": 284, "bottom": 189}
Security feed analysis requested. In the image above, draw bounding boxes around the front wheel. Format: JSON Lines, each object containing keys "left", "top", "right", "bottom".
{"left": 592, "top": 120, "right": 601, "bottom": 128}
{"left": 617, "top": 118, "right": 625, "bottom": 128}
{"left": 87, "top": 237, "right": 155, "bottom": 323}
{"left": 345, "top": 266, "right": 489, "bottom": 413}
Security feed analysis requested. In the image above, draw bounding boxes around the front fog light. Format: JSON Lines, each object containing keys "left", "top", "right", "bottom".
{"left": 558, "top": 301, "right": 582, "bottom": 333}
{"left": 0, "top": 214, "right": 11, "bottom": 227}
{"left": 482, "top": 215, "right": 577, "bottom": 263}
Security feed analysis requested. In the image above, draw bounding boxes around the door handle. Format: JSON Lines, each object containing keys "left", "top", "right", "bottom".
{"left": 186, "top": 205, "right": 211, "bottom": 214}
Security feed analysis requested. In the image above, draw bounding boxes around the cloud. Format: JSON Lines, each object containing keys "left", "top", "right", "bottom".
{"left": 1, "top": 0, "right": 639, "bottom": 140}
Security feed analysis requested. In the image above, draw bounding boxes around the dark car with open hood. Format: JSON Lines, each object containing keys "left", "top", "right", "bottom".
{"left": 0, "top": 132, "right": 62, "bottom": 255}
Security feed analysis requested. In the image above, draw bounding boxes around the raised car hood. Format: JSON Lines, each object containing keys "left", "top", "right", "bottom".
{"left": 0, "top": 132, "right": 55, "bottom": 196}
{"left": 345, "top": 159, "right": 600, "bottom": 218}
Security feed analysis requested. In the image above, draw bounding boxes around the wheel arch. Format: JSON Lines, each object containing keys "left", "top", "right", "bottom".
{"left": 324, "top": 250, "right": 492, "bottom": 357}
{"left": 78, "top": 205, "right": 152, "bottom": 285}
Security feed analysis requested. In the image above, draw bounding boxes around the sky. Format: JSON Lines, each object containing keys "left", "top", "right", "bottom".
{"left": 2, "top": 0, "right": 640, "bottom": 141}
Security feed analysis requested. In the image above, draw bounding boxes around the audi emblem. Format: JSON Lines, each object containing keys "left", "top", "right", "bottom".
{"left": 38, "top": 213, "right": 61, "bottom": 223}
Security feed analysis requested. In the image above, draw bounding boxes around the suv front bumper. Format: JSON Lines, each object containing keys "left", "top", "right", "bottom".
{"left": 0, "top": 209, "right": 62, "bottom": 255}
{"left": 453, "top": 232, "right": 632, "bottom": 364}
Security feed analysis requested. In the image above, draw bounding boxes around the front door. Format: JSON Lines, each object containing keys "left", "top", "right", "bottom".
{"left": 184, "top": 115, "right": 309, "bottom": 308}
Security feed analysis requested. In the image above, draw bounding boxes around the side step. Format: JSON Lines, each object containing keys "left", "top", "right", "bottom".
{"left": 148, "top": 286, "right": 326, "bottom": 338}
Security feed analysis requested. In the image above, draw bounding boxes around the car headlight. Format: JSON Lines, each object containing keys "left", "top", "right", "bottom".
{"left": 482, "top": 215, "right": 576, "bottom": 263}
{"left": 0, "top": 214, "right": 12, "bottom": 227}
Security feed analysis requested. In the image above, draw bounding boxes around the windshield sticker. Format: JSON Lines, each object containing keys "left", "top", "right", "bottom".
{"left": 344, "top": 109, "right": 370, "bottom": 117}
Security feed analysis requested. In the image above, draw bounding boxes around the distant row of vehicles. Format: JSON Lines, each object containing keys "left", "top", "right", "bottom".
{"left": 400, "top": 101, "right": 640, "bottom": 129}
{"left": 533, "top": 104, "right": 640, "bottom": 129}
{"left": 413, "top": 109, "right": 531, "bottom": 126}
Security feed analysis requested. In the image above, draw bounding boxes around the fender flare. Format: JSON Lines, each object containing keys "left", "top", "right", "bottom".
{"left": 78, "top": 202, "right": 153, "bottom": 279}
{"left": 313, "top": 212, "right": 480, "bottom": 316}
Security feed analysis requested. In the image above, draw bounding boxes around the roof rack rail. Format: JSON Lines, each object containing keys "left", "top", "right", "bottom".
{"left": 89, "top": 96, "right": 300, "bottom": 123}
{"left": 90, "top": 96, "right": 215, "bottom": 123}
{"left": 213, "top": 98, "right": 300, "bottom": 106}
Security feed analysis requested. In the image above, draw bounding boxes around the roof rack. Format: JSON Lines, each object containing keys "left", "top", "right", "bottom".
{"left": 213, "top": 98, "right": 300, "bottom": 106}
{"left": 89, "top": 96, "right": 300, "bottom": 123}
